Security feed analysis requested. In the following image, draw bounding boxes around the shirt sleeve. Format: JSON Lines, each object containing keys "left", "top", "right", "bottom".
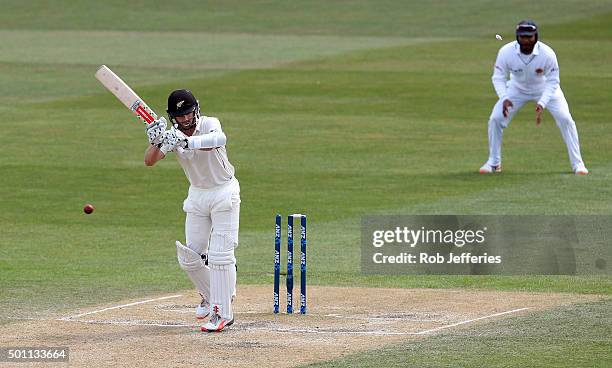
{"left": 187, "top": 117, "right": 227, "bottom": 149}
{"left": 205, "top": 117, "right": 222, "bottom": 133}
{"left": 537, "top": 51, "right": 560, "bottom": 108}
{"left": 491, "top": 48, "right": 509, "bottom": 101}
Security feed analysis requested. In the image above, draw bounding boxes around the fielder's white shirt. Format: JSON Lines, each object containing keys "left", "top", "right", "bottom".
{"left": 174, "top": 116, "right": 235, "bottom": 189}
{"left": 492, "top": 41, "right": 560, "bottom": 108}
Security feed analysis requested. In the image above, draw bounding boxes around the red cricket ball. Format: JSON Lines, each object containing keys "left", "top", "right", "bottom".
{"left": 83, "top": 204, "right": 95, "bottom": 214}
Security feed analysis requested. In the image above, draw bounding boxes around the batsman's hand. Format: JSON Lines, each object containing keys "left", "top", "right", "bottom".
{"left": 502, "top": 99, "right": 513, "bottom": 118}
{"left": 146, "top": 117, "right": 167, "bottom": 145}
{"left": 535, "top": 104, "right": 544, "bottom": 126}
{"left": 159, "top": 128, "right": 188, "bottom": 154}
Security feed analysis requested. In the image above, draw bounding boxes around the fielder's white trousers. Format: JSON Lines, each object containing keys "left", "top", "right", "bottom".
{"left": 486, "top": 86, "right": 585, "bottom": 170}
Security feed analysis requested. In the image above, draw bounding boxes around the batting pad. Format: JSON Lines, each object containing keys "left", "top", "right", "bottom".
{"left": 176, "top": 241, "right": 210, "bottom": 302}
{"left": 210, "top": 263, "right": 235, "bottom": 320}
{"left": 208, "top": 232, "right": 236, "bottom": 320}
{"left": 208, "top": 232, "right": 236, "bottom": 265}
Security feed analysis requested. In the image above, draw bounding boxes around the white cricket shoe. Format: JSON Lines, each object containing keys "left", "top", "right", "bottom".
{"left": 574, "top": 164, "right": 589, "bottom": 175}
{"left": 196, "top": 299, "right": 210, "bottom": 320}
{"left": 479, "top": 163, "right": 502, "bottom": 174}
{"left": 200, "top": 311, "right": 234, "bottom": 332}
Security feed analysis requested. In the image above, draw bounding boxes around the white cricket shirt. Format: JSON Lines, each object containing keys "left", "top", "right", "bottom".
{"left": 492, "top": 41, "right": 561, "bottom": 108}
{"left": 174, "top": 116, "right": 235, "bottom": 189}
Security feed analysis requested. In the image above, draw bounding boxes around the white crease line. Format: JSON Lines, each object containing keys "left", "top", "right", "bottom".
{"left": 52, "top": 305, "right": 529, "bottom": 336}
{"left": 160, "top": 309, "right": 440, "bottom": 322}
{"left": 158, "top": 309, "right": 194, "bottom": 314}
{"left": 59, "top": 295, "right": 183, "bottom": 320}
{"left": 60, "top": 318, "right": 198, "bottom": 328}
{"left": 6, "top": 317, "right": 40, "bottom": 321}
{"left": 415, "top": 307, "right": 530, "bottom": 335}
{"left": 246, "top": 327, "right": 418, "bottom": 336}
{"left": 324, "top": 313, "right": 443, "bottom": 322}
{"left": 56, "top": 319, "right": 414, "bottom": 335}
{"left": 159, "top": 309, "right": 266, "bottom": 315}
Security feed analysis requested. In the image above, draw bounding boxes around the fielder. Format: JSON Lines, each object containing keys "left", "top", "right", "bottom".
{"left": 144, "top": 89, "right": 239, "bottom": 332}
{"left": 479, "top": 20, "right": 588, "bottom": 175}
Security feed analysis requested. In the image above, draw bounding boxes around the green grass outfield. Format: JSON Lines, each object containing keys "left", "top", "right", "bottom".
{"left": 1, "top": 1, "right": 611, "bottom": 366}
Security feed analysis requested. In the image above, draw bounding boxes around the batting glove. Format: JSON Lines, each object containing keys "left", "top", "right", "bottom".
{"left": 159, "top": 129, "right": 188, "bottom": 154}
{"left": 146, "top": 117, "right": 167, "bottom": 145}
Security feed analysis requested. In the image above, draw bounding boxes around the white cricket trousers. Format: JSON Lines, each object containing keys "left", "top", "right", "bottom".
{"left": 183, "top": 177, "right": 240, "bottom": 320}
{"left": 486, "top": 86, "right": 585, "bottom": 170}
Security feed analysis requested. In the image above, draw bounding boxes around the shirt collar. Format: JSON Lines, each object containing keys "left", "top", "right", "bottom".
{"left": 194, "top": 116, "right": 203, "bottom": 134}
{"left": 515, "top": 41, "right": 540, "bottom": 55}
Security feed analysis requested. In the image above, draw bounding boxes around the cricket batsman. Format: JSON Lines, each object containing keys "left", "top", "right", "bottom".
{"left": 479, "top": 20, "right": 588, "bottom": 175}
{"left": 144, "top": 89, "right": 240, "bottom": 332}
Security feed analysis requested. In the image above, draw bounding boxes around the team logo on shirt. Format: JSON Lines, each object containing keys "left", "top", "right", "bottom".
{"left": 536, "top": 68, "right": 544, "bottom": 74}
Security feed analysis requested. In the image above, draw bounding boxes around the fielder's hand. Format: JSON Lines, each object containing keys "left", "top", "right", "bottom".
{"left": 159, "top": 129, "right": 188, "bottom": 154}
{"left": 502, "top": 99, "right": 513, "bottom": 118}
{"left": 535, "top": 104, "right": 544, "bottom": 126}
{"left": 146, "top": 117, "right": 167, "bottom": 145}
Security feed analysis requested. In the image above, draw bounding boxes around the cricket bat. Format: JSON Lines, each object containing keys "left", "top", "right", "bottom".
{"left": 95, "top": 65, "right": 158, "bottom": 125}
